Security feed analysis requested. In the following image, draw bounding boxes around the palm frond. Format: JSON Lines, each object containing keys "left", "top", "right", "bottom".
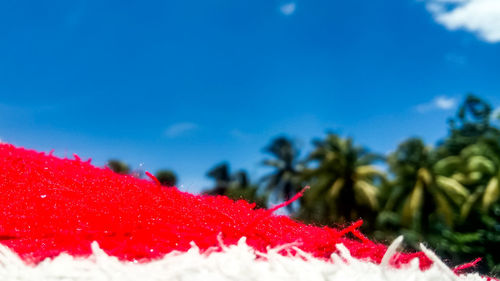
{"left": 467, "top": 155, "right": 496, "bottom": 175}
{"left": 356, "top": 165, "right": 385, "bottom": 178}
{"left": 460, "top": 187, "right": 483, "bottom": 221}
{"left": 401, "top": 181, "right": 424, "bottom": 227}
{"left": 482, "top": 177, "right": 499, "bottom": 212}
{"left": 358, "top": 153, "right": 385, "bottom": 166}
{"left": 417, "top": 168, "right": 432, "bottom": 186}
{"left": 434, "top": 192, "right": 455, "bottom": 226}
{"left": 433, "top": 156, "right": 462, "bottom": 176}
{"left": 328, "top": 178, "right": 345, "bottom": 199}
{"left": 354, "top": 180, "right": 379, "bottom": 210}
{"left": 261, "top": 159, "right": 283, "bottom": 168}
{"left": 435, "top": 175, "right": 470, "bottom": 205}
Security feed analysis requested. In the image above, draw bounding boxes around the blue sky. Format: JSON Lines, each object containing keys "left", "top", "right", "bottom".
{"left": 1, "top": 0, "right": 499, "bottom": 192}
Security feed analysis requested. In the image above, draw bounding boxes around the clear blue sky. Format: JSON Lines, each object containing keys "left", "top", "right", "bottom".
{"left": 1, "top": 0, "right": 499, "bottom": 192}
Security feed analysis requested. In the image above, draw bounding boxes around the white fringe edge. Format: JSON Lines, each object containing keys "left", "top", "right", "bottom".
{"left": 0, "top": 236, "right": 488, "bottom": 281}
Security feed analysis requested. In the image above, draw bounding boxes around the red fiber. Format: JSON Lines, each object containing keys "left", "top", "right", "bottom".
{"left": 337, "top": 220, "right": 364, "bottom": 237}
{"left": 0, "top": 143, "right": 434, "bottom": 269}
{"left": 454, "top": 258, "right": 482, "bottom": 273}
{"left": 73, "top": 153, "right": 81, "bottom": 162}
{"left": 268, "top": 186, "right": 310, "bottom": 213}
{"left": 145, "top": 171, "right": 162, "bottom": 188}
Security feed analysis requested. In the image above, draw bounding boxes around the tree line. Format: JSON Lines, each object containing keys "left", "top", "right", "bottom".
{"left": 109, "top": 94, "right": 500, "bottom": 275}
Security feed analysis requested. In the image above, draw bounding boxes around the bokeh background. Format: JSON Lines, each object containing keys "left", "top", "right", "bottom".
{"left": 1, "top": 0, "right": 499, "bottom": 275}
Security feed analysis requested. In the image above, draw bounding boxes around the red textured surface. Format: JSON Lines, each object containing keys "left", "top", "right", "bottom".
{"left": 0, "top": 143, "right": 432, "bottom": 269}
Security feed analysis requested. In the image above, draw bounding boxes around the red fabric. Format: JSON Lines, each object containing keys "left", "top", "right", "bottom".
{"left": 0, "top": 143, "right": 432, "bottom": 269}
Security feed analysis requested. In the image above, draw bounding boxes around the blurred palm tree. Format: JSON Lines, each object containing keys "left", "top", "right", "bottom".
{"left": 383, "top": 138, "right": 469, "bottom": 232}
{"left": 107, "top": 159, "right": 130, "bottom": 175}
{"left": 261, "top": 137, "right": 304, "bottom": 211}
{"left": 434, "top": 141, "right": 500, "bottom": 220}
{"left": 439, "top": 94, "right": 498, "bottom": 156}
{"left": 155, "top": 170, "right": 177, "bottom": 187}
{"left": 226, "top": 170, "right": 267, "bottom": 208}
{"left": 205, "top": 162, "right": 231, "bottom": 196}
{"left": 430, "top": 140, "right": 500, "bottom": 274}
{"left": 204, "top": 163, "right": 267, "bottom": 207}
{"left": 299, "top": 133, "right": 384, "bottom": 228}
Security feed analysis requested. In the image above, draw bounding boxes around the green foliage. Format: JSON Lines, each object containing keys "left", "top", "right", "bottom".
{"left": 106, "top": 159, "right": 130, "bottom": 175}
{"left": 198, "top": 94, "right": 499, "bottom": 274}
{"left": 261, "top": 137, "right": 304, "bottom": 211}
{"left": 438, "top": 94, "right": 499, "bottom": 157}
{"left": 205, "top": 162, "right": 232, "bottom": 195}
{"left": 297, "top": 134, "right": 384, "bottom": 230}
{"left": 377, "top": 96, "right": 499, "bottom": 274}
{"left": 155, "top": 170, "right": 177, "bottom": 187}
{"left": 381, "top": 138, "right": 469, "bottom": 232}
{"left": 225, "top": 170, "right": 268, "bottom": 209}
{"left": 105, "top": 94, "right": 500, "bottom": 274}
{"left": 204, "top": 163, "right": 267, "bottom": 208}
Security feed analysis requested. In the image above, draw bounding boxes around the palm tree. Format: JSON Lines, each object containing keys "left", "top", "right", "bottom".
{"left": 439, "top": 94, "right": 497, "bottom": 157}
{"left": 155, "top": 170, "right": 177, "bottom": 187}
{"left": 233, "top": 170, "right": 249, "bottom": 187}
{"left": 431, "top": 140, "right": 500, "bottom": 274}
{"left": 106, "top": 159, "right": 130, "bottom": 175}
{"left": 261, "top": 137, "right": 304, "bottom": 211}
{"left": 204, "top": 162, "right": 231, "bottom": 196}
{"left": 299, "top": 133, "right": 384, "bottom": 227}
{"left": 384, "top": 138, "right": 469, "bottom": 233}
{"left": 226, "top": 170, "right": 267, "bottom": 208}
{"left": 435, "top": 141, "right": 500, "bottom": 220}
{"left": 204, "top": 164, "right": 267, "bottom": 207}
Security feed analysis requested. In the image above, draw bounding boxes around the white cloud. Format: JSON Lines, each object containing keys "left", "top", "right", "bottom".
{"left": 164, "top": 122, "right": 198, "bottom": 138}
{"left": 416, "top": 96, "right": 458, "bottom": 113}
{"left": 435, "top": 96, "right": 457, "bottom": 109}
{"left": 425, "top": 0, "right": 500, "bottom": 43}
{"left": 280, "top": 2, "right": 296, "bottom": 15}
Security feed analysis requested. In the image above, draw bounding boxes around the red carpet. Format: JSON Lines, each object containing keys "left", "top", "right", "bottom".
{"left": 0, "top": 143, "right": 433, "bottom": 268}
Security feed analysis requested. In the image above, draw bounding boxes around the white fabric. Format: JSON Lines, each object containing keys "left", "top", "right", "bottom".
{"left": 0, "top": 237, "right": 487, "bottom": 281}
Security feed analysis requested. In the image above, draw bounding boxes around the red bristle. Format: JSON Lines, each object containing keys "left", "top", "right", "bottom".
{"left": 145, "top": 171, "right": 162, "bottom": 188}
{"left": 337, "top": 220, "right": 364, "bottom": 237}
{"left": 268, "top": 186, "right": 310, "bottom": 213}
{"left": 454, "top": 258, "right": 482, "bottom": 273}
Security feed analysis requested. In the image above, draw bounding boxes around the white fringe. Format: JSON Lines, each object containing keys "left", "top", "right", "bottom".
{"left": 0, "top": 237, "right": 488, "bottom": 281}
